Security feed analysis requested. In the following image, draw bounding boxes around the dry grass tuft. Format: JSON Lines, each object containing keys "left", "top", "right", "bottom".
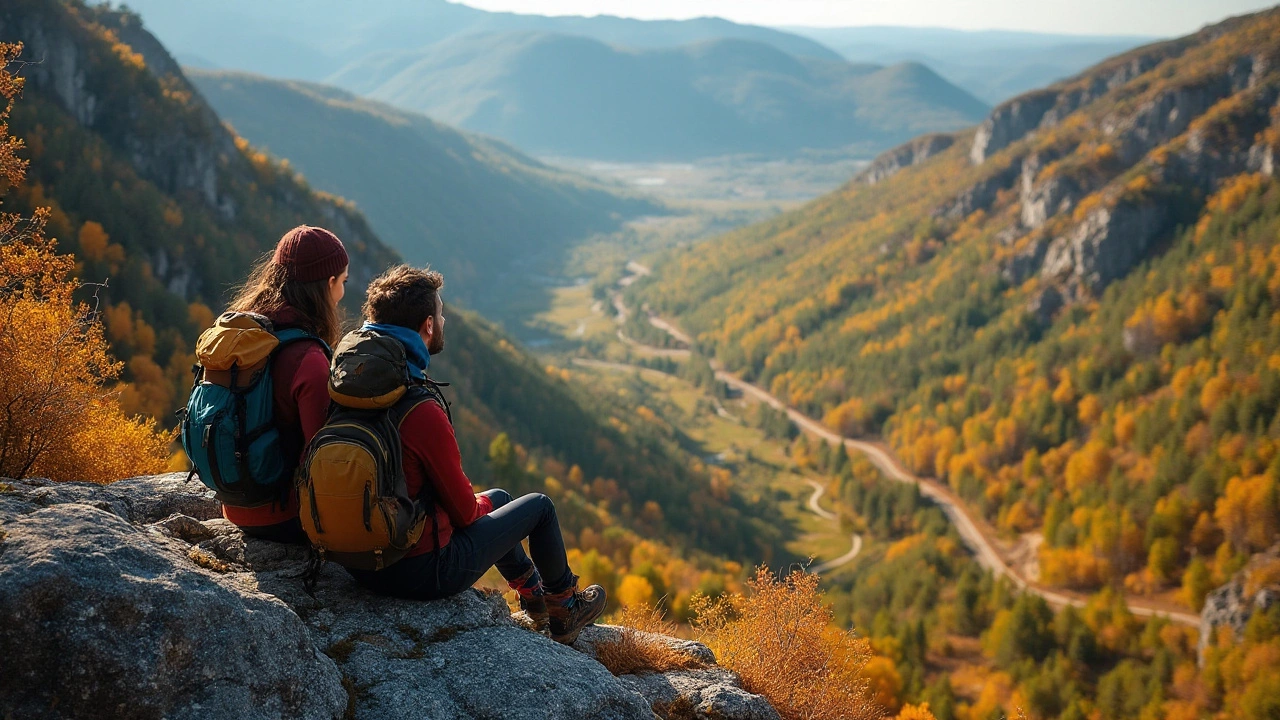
{"left": 691, "top": 566, "right": 881, "bottom": 720}
{"left": 595, "top": 605, "right": 708, "bottom": 677}
{"left": 186, "top": 546, "right": 235, "bottom": 573}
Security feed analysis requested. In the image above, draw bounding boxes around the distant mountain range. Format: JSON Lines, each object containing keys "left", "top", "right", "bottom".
{"left": 122, "top": 0, "right": 989, "bottom": 160}
{"left": 188, "top": 69, "right": 658, "bottom": 315}
{"left": 117, "top": 0, "right": 842, "bottom": 81}
{"left": 784, "top": 26, "right": 1154, "bottom": 104}
{"left": 117, "top": 2, "right": 1161, "bottom": 160}
{"left": 326, "top": 31, "right": 989, "bottom": 160}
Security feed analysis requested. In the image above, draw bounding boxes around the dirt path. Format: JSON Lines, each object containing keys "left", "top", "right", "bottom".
{"left": 806, "top": 479, "right": 837, "bottom": 521}
{"left": 614, "top": 292, "right": 1201, "bottom": 628}
{"left": 805, "top": 480, "right": 862, "bottom": 574}
{"left": 712, "top": 361, "right": 1199, "bottom": 626}
{"left": 575, "top": 355, "right": 858, "bottom": 573}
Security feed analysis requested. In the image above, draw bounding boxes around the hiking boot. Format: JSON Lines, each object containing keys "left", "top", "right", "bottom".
{"left": 519, "top": 594, "right": 549, "bottom": 633}
{"left": 545, "top": 583, "right": 607, "bottom": 644}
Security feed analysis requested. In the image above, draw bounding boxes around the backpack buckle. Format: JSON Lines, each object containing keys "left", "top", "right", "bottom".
{"left": 374, "top": 548, "right": 384, "bottom": 571}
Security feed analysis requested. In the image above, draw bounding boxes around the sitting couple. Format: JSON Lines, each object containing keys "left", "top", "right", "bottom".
{"left": 210, "top": 224, "right": 604, "bottom": 644}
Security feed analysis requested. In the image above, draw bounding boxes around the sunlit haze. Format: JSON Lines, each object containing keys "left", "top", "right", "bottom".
{"left": 450, "top": 0, "right": 1274, "bottom": 36}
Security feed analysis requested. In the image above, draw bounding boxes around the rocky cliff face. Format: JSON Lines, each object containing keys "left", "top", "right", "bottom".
{"left": 858, "top": 133, "right": 955, "bottom": 185}
{"left": 925, "top": 12, "right": 1280, "bottom": 312}
{"left": 968, "top": 89, "right": 1060, "bottom": 165}
{"left": 1198, "top": 545, "right": 1280, "bottom": 666}
{"left": 0, "top": 476, "right": 778, "bottom": 720}
{"left": 2, "top": 3, "right": 227, "bottom": 221}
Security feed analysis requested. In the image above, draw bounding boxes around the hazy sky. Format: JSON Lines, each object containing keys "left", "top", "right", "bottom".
{"left": 452, "top": 0, "right": 1274, "bottom": 37}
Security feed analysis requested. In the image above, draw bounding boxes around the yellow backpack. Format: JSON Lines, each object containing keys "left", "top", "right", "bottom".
{"left": 297, "top": 329, "right": 447, "bottom": 571}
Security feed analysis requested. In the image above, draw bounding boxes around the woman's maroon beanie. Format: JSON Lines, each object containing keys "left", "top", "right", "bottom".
{"left": 272, "top": 225, "right": 349, "bottom": 283}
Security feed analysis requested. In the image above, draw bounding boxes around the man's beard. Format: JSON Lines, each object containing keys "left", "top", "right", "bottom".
{"left": 428, "top": 324, "right": 445, "bottom": 355}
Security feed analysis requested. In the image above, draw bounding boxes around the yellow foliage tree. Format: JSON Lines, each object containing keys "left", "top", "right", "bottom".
{"left": 1215, "top": 475, "right": 1280, "bottom": 553}
{"left": 617, "top": 574, "right": 657, "bottom": 609}
{"left": 1064, "top": 440, "right": 1112, "bottom": 493}
{"left": 0, "top": 42, "right": 169, "bottom": 483}
{"left": 893, "top": 703, "right": 938, "bottom": 720}
{"left": 692, "top": 567, "right": 880, "bottom": 720}
{"left": 77, "top": 221, "right": 109, "bottom": 262}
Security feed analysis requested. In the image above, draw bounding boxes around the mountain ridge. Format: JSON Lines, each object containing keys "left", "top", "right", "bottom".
{"left": 784, "top": 25, "right": 1156, "bottom": 104}
{"left": 115, "top": 0, "right": 843, "bottom": 81}
{"left": 331, "top": 30, "right": 989, "bottom": 160}
{"left": 186, "top": 68, "right": 660, "bottom": 317}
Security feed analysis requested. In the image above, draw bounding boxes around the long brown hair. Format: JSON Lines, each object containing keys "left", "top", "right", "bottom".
{"left": 229, "top": 254, "right": 342, "bottom": 346}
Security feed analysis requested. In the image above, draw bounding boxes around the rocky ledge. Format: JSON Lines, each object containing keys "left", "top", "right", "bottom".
{"left": 0, "top": 475, "right": 778, "bottom": 720}
{"left": 1198, "top": 544, "right": 1280, "bottom": 666}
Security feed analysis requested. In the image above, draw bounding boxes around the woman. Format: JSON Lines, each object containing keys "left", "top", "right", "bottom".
{"left": 221, "top": 225, "right": 349, "bottom": 542}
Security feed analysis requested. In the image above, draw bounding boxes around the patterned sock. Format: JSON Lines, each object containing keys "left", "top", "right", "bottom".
{"left": 508, "top": 565, "right": 544, "bottom": 598}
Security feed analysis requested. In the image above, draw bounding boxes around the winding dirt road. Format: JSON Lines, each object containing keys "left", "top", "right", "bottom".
{"left": 571, "top": 357, "right": 856, "bottom": 569}
{"left": 805, "top": 480, "right": 863, "bottom": 574}
{"left": 712, "top": 360, "right": 1199, "bottom": 626}
{"left": 608, "top": 280, "right": 1201, "bottom": 628}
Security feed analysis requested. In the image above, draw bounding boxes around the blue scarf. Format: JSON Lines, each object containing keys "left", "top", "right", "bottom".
{"left": 362, "top": 322, "right": 430, "bottom": 380}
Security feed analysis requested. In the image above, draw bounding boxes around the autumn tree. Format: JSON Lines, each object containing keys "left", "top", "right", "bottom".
{"left": 0, "top": 43, "right": 169, "bottom": 483}
{"left": 693, "top": 567, "right": 881, "bottom": 720}
{"left": 1215, "top": 475, "right": 1280, "bottom": 553}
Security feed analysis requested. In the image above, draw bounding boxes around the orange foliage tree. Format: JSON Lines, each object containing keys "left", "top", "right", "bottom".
{"left": 0, "top": 42, "right": 169, "bottom": 483}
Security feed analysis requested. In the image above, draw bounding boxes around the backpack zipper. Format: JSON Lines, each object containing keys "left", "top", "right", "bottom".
{"left": 362, "top": 482, "right": 373, "bottom": 532}
{"left": 204, "top": 413, "right": 226, "bottom": 491}
{"left": 307, "top": 480, "right": 323, "bottom": 534}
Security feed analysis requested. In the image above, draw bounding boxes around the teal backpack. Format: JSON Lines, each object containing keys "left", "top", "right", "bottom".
{"left": 179, "top": 312, "right": 330, "bottom": 507}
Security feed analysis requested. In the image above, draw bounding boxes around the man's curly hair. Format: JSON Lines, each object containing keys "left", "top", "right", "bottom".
{"left": 362, "top": 264, "right": 444, "bottom": 330}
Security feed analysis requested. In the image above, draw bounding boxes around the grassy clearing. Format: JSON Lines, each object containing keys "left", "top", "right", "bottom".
{"left": 532, "top": 283, "right": 617, "bottom": 343}
{"left": 567, "top": 361, "right": 855, "bottom": 574}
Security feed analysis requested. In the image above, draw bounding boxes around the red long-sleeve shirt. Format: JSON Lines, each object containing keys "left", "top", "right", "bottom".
{"left": 222, "top": 313, "right": 331, "bottom": 527}
{"left": 401, "top": 400, "right": 493, "bottom": 557}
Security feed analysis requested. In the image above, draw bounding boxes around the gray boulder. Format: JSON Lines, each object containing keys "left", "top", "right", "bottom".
{"left": 618, "top": 669, "right": 781, "bottom": 720}
{"left": 0, "top": 486, "right": 347, "bottom": 720}
{"left": 0, "top": 476, "right": 776, "bottom": 720}
{"left": 574, "top": 627, "right": 778, "bottom": 720}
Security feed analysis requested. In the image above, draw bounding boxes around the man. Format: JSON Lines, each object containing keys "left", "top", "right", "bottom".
{"left": 344, "top": 265, "right": 606, "bottom": 644}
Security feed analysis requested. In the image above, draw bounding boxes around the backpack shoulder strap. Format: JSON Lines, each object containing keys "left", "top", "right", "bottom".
{"left": 272, "top": 328, "right": 333, "bottom": 359}
{"left": 422, "top": 378, "right": 452, "bottom": 425}
{"left": 388, "top": 385, "right": 443, "bottom": 430}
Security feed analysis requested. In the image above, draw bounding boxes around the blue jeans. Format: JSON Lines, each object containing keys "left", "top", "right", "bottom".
{"left": 347, "top": 489, "right": 573, "bottom": 600}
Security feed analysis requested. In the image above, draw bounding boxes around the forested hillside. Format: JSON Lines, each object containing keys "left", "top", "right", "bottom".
{"left": 327, "top": 32, "right": 988, "bottom": 160}
{"left": 187, "top": 70, "right": 658, "bottom": 316}
{"left": 637, "top": 5, "right": 1280, "bottom": 619}
{"left": 0, "top": 0, "right": 398, "bottom": 424}
{"left": 0, "top": 0, "right": 777, "bottom": 611}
